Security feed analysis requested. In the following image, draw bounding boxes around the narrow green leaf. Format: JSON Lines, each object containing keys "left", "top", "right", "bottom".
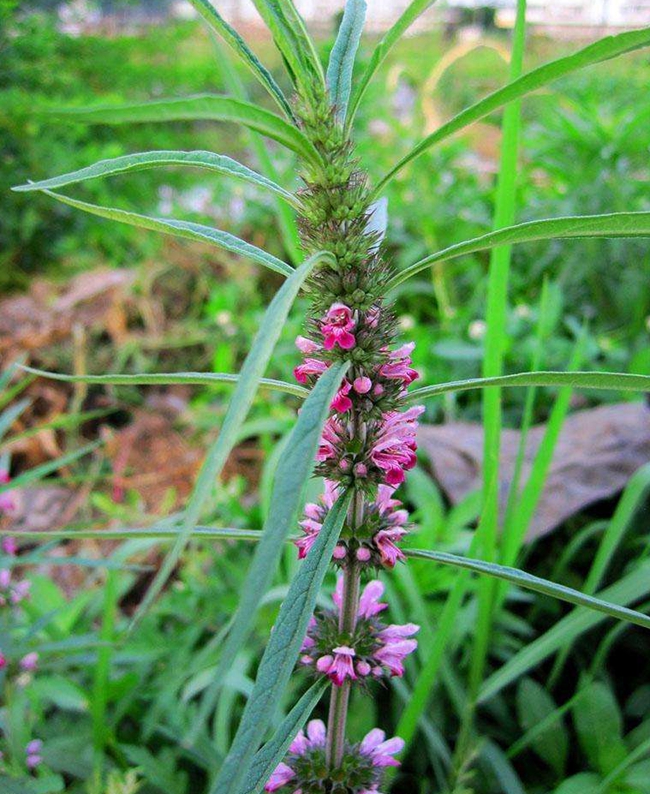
{"left": 50, "top": 95, "right": 320, "bottom": 164}
{"left": 0, "top": 441, "right": 100, "bottom": 495}
{"left": 405, "top": 549, "right": 650, "bottom": 629}
{"left": 13, "top": 527, "right": 263, "bottom": 542}
{"left": 0, "top": 398, "right": 30, "bottom": 442}
{"left": 240, "top": 679, "right": 328, "bottom": 794}
{"left": 185, "top": 0, "right": 294, "bottom": 119}
{"left": 374, "top": 26, "right": 650, "bottom": 193}
{"left": 212, "top": 491, "right": 352, "bottom": 794}
{"left": 327, "top": 0, "right": 367, "bottom": 120}
{"left": 192, "top": 362, "right": 348, "bottom": 741}
{"left": 479, "top": 560, "right": 650, "bottom": 702}
{"left": 405, "top": 369, "right": 650, "bottom": 403}
{"left": 21, "top": 366, "right": 309, "bottom": 399}
{"left": 251, "top": 0, "right": 324, "bottom": 97}
{"left": 347, "top": 0, "right": 438, "bottom": 126}
{"left": 38, "top": 190, "right": 293, "bottom": 277}
{"left": 388, "top": 212, "right": 650, "bottom": 290}
{"left": 130, "top": 251, "right": 333, "bottom": 629}
{"left": 13, "top": 150, "right": 298, "bottom": 206}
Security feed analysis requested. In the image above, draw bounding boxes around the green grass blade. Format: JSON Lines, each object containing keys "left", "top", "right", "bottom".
{"left": 13, "top": 527, "right": 264, "bottom": 542}
{"left": 91, "top": 569, "right": 118, "bottom": 775}
{"left": 190, "top": 362, "right": 348, "bottom": 741}
{"left": 346, "top": 0, "right": 438, "bottom": 126}
{"left": 129, "top": 251, "right": 333, "bottom": 629}
{"left": 388, "top": 212, "right": 650, "bottom": 291}
{"left": 326, "top": 0, "right": 367, "bottom": 121}
{"left": 239, "top": 679, "right": 328, "bottom": 794}
{"left": 251, "top": 0, "right": 324, "bottom": 97}
{"left": 374, "top": 26, "right": 650, "bottom": 193}
{"left": 405, "top": 370, "right": 650, "bottom": 403}
{"left": 479, "top": 560, "right": 650, "bottom": 702}
{"left": 21, "top": 366, "right": 309, "bottom": 399}
{"left": 50, "top": 95, "right": 320, "bottom": 164}
{"left": 185, "top": 0, "right": 294, "bottom": 119}
{"left": 211, "top": 491, "right": 352, "bottom": 794}
{"left": 405, "top": 549, "right": 650, "bottom": 629}
{"left": 0, "top": 398, "right": 30, "bottom": 442}
{"left": 0, "top": 441, "right": 100, "bottom": 495}
{"left": 13, "top": 150, "right": 298, "bottom": 206}
{"left": 38, "top": 190, "right": 293, "bottom": 277}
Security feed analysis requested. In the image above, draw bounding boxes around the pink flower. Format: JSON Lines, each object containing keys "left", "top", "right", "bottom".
{"left": 360, "top": 729, "right": 405, "bottom": 767}
{"left": 294, "top": 481, "right": 340, "bottom": 560}
{"left": 294, "top": 357, "right": 328, "bottom": 385}
{"left": 370, "top": 406, "right": 424, "bottom": 486}
{"left": 374, "top": 528, "right": 407, "bottom": 567}
{"left": 1, "top": 537, "right": 17, "bottom": 555}
{"left": 0, "top": 470, "right": 16, "bottom": 514}
{"left": 0, "top": 652, "right": 6, "bottom": 669}
{"left": 357, "top": 580, "right": 388, "bottom": 619}
{"left": 331, "top": 380, "right": 353, "bottom": 413}
{"left": 373, "top": 638, "right": 419, "bottom": 677}
{"left": 379, "top": 342, "right": 419, "bottom": 386}
{"left": 353, "top": 376, "right": 372, "bottom": 394}
{"left": 326, "top": 646, "right": 357, "bottom": 686}
{"left": 316, "top": 416, "right": 344, "bottom": 463}
{"left": 295, "top": 335, "right": 320, "bottom": 355}
{"left": 321, "top": 303, "right": 356, "bottom": 350}
{"left": 20, "top": 652, "right": 38, "bottom": 672}
{"left": 265, "top": 762, "right": 295, "bottom": 792}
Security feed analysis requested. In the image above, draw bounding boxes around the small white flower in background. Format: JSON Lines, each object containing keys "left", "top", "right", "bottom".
{"left": 515, "top": 303, "right": 532, "bottom": 319}
{"left": 645, "top": 315, "right": 650, "bottom": 333}
{"left": 398, "top": 314, "right": 415, "bottom": 331}
{"left": 468, "top": 319, "right": 487, "bottom": 341}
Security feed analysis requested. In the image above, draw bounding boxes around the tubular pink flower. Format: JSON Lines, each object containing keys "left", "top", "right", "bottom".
{"left": 373, "top": 638, "right": 418, "bottom": 677}
{"left": 357, "top": 580, "right": 388, "bottom": 619}
{"left": 327, "top": 646, "right": 357, "bottom": 686}
{"left": 331, "top": 380, "right": 353, "bottom": 413}
{"left": 265, "top": 762, "right": 296, "bottom": 792}
{"left": 374, "top": 528, "right": 407, "bottom": 567}
{"left": 0, "top": 470, "right": 16, "bottom": 514}
{"left": 360, "top": 729, "right": 405, "bottom": 767}
{"left": 294, "top": 357, "right": 328, "bottom": 385}
{"left": 369, "top": 407, "right": 424, "bottom": 486}
{"left": 379, "top": 342, "right": 419, "bottom": 386}
{"left": 295, "top": 335, "right": 321, "bottom": 355}
{"left": 321, "top": 303, "right": 356, "bottom": 350}
{"left": 317, "top": 416, "right": 344, "bottom": 463}
{"left": 20, "top": 652, "right": 38, "bottom": 672}
{"left": 1, "top": 537, "right": 17, "bottom": 555}
{"left": 294, "top": 481, "right": 340, "bottom": 560}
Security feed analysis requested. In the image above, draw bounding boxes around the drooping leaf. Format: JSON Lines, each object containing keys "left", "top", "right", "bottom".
{"left": 185, "top": 0, "right": 294, "bottom": 119}
{"left": 211, "top": 491, "right": 352, "bottom": 794}
{"left": 516, "top": 679, "right": 568, "bottom": 775}
{"left": 573, "top": 681, "right": 627, "bottom": 774}
{"left": 388, "top": 212, "right": 650, "bottom": 290}
{"left": 240, "top": 679, "right": 328, "bottom": 794}
{"left": 13, "top": 151, "right": 298, "bottom": 206}
{"left": 50, "top": 95, "right": 320, "bottom": 164}
{"left": 347, "top": 0, "right": 439, "bottom": 125}
{"left": 480, "top": 560, "right": 650, "bottom": 701}
{"left": 22, "top": 366, "right": 309, "bottom": 399}
{"left": 191, "top": 362, "right": 348, "bottom": 742}
{"left": 38, "top": 190, "right": 293, "bottom": 277}
{"left": 405, "top": 369, "right": 650, "bottom": 403}
{"left": 374, "top": 26, "right": 650, "bottom": 192}
{"left": 326, "top": 0, "right": 367, "bottom": 120}
{"left": 405, "top": 549, "right": 650, "bottom": 629}
{"left": 130, "top": 251, "right": 334, "bottom": 628}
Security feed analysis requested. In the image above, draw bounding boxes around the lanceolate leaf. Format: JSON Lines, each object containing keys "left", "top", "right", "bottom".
{"left": 240, "top": 679, "right": 328, "bottom": 794}
{"left": 185, "top": 0, "right": 294, "bottom": 119}
{"left": 14, "top": 527, "right": 264, "bottom": 543}
{"left": 406, "top": 549, "right": 650, "bottom": 630}
{"left": 347, "top": 0, "right": 438, "bottom": 126}
{"left": 374, "top": 26, "right": 650, "bottom": 192}
{"left": 479, "top": 560, "right": 650, "bottom": 702}
{"left": 327, "top": 0, "right": 367, "bottom": 120}
{"left": 387, "top": 212, "right": 650, "bottom": 290}
{"left": 22, "top": 366, "right": 309, "bottom": 399}
{"left": 39, "top": 190, "right": 293, "bottom": 277}
{"left": 192, "top": 362, "right": 348, "bottom": 742}
{"left": 51, "top": 95, "right": 320, "bottom": 164}
{"left": 405, "top": 370, "right": 650, "bottom": 403}
{"left": 130, "top": 251, "right": 334, "bottom": 628}
{"left": 251, "top": 0, "right": 324, "bottom": 97}
{"left": 212, "top": 491, "right": 352, "bottom": 794}
{"left": 13, "top": 151, "right": 298, "bottom": 207}
{"left": 0, "top": 398, "right": 30, "bottom": 442}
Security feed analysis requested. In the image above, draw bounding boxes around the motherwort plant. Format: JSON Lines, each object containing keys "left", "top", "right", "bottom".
{"left": 13, "top": 1, "right": 650, "bottom": 791}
